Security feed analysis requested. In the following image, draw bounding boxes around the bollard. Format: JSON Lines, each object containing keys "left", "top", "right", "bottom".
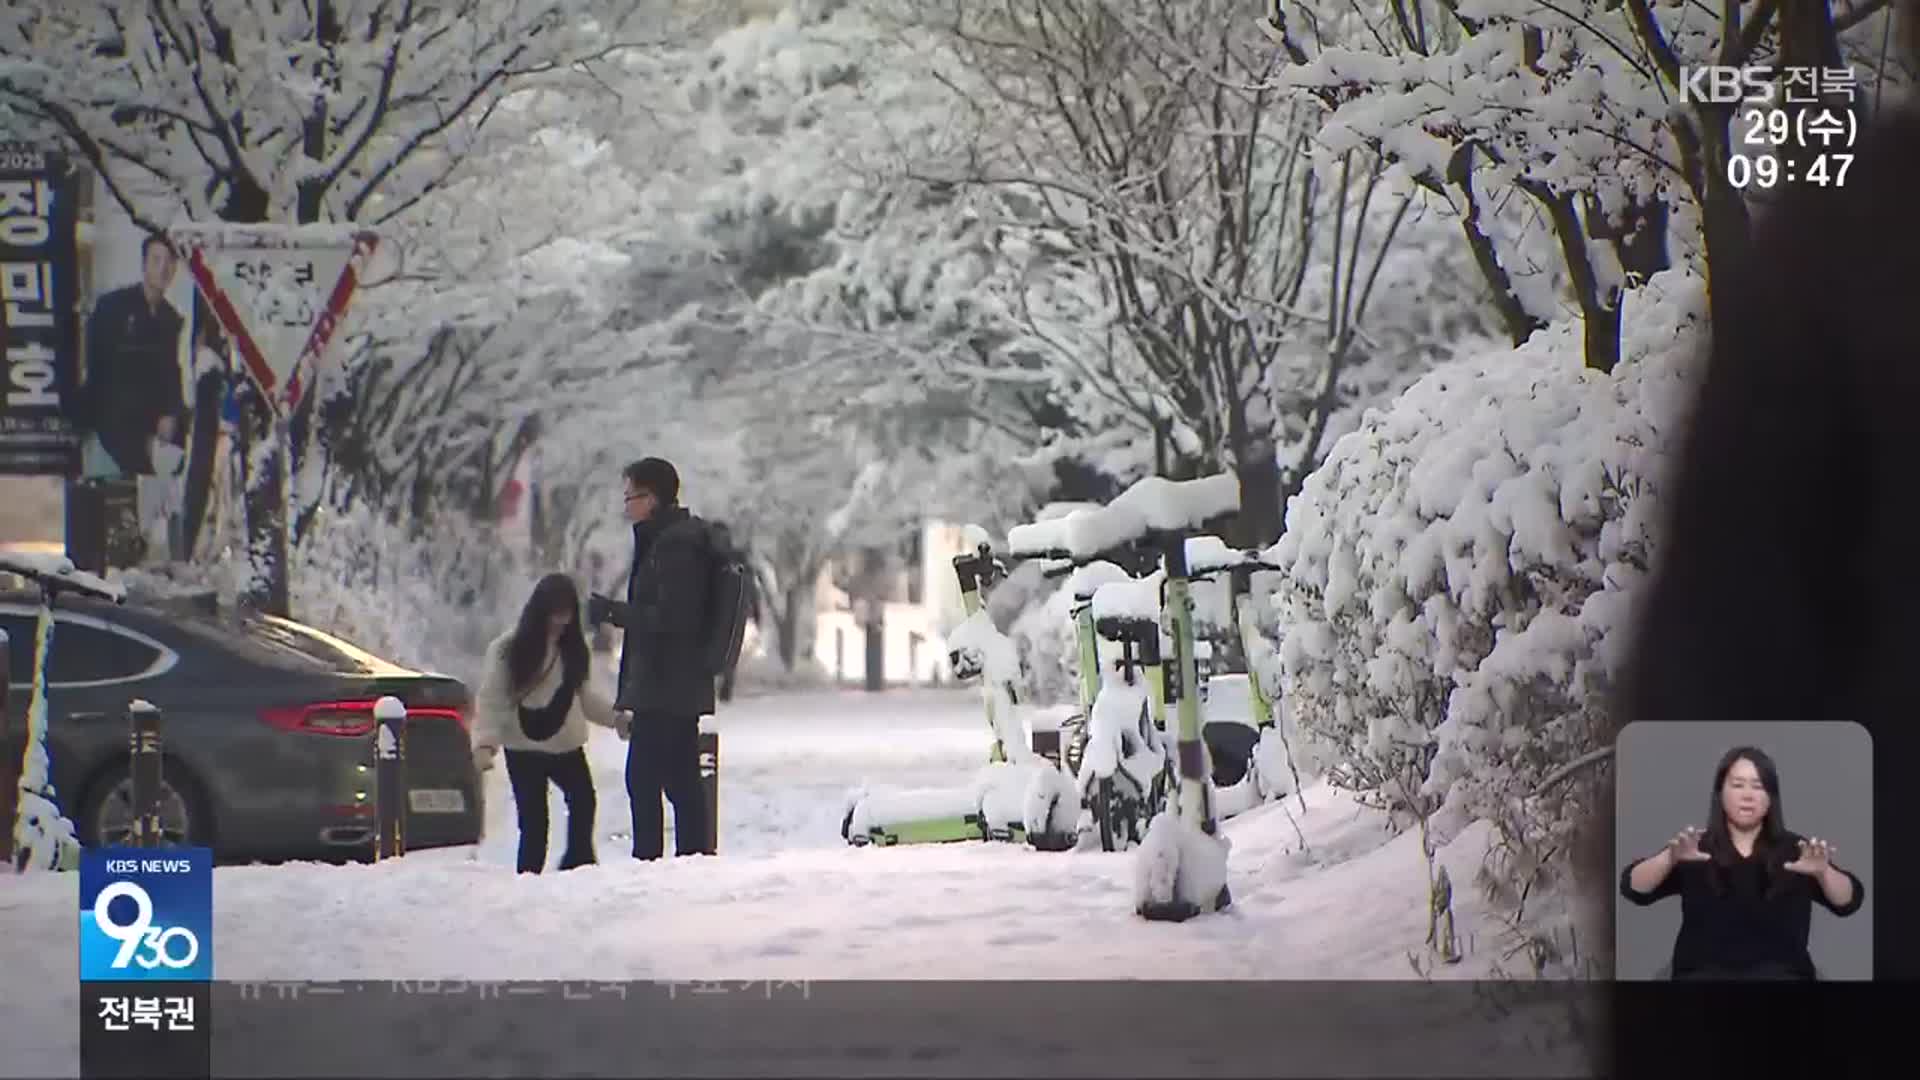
{"left": 373, "top": 696, "right": 407, "bottom": 860}
{"left": 0, "top": 627, "right": 13, "bottom": 866}
{"left": 698, "top": 729, "right": 719, "bottom": 855}
{"left": 127, "top": 700, "right": 165, "bottom": 848}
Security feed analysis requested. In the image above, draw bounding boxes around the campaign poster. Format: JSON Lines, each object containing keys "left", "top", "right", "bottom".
{"left": 0, "top": 142, "right": 82, "bottom": 476}
{"left": 79, "top": 188, "right": 208, "bottom": 562}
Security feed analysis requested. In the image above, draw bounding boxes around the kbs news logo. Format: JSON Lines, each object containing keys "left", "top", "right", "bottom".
{"left": 79, "top": 848, "right": 213, "bottom": 982}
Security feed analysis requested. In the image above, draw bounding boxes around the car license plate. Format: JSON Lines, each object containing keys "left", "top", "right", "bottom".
{"left": 408, "top": 788, "right": 466, "bottom": 814}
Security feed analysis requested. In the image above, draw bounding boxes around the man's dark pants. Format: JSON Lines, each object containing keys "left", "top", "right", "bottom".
{"left": 625, "top": 711, "right": 708, "bottom": 859}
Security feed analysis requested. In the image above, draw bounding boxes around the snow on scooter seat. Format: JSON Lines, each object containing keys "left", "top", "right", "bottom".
{"left": 1090, "top": 574, "right": 1162, "bottom": 623}
{"left": 1004, "top": 500, "right": 1104, "bottom": 557}
{"left": 1184, "top": 534, "right": 1259, "bottom": 575}
{"left": 1023, "top": 703, "right": 1075, "bottom": 734}
{"left": 1064, "top": 474, "right": 1240, "bottom": 559}
{"left": 1066, "top": 559, "right": 1132, "bottom": 599}
{"left": 1006, "top": 515, "right": 1081, "bottom": 558}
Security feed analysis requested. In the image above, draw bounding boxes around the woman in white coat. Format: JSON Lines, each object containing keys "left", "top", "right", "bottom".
{"left": 473, "top": 573, "right": 626, "bottom": 873}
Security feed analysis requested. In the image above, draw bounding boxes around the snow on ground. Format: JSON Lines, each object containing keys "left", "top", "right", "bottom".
{"left": 2, "top": 688, "right": 1529, "bottom": 1076}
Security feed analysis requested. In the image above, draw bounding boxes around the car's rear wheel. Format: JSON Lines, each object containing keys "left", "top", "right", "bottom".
{"left": 81, "top": 762, "right": 211, "bottom": 849}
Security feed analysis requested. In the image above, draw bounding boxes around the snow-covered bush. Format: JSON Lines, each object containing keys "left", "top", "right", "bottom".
{"left": 1264, "top": 268, "right": 1708, "bottom": 910}
{"left": 1007, "top": 582, "right": 1079, "bottom": 707}
{"left": 290, "top": 504, "right": 527, "bottom": 681}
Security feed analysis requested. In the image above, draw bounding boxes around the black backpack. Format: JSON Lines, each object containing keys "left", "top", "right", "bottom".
{"left": 702, "top": 521, "right": 752, "bottom": 679}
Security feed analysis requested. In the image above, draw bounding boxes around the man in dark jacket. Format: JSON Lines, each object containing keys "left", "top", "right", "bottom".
{"left": 592, "top": 457, "right": 713, "bottom": 859}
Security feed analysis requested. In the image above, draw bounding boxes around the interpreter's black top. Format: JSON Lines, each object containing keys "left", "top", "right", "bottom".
{"left": 1619, "top": 833, "right": 1864, "bottom": 979}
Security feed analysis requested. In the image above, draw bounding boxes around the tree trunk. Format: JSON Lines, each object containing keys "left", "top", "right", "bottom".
{"left": 1528, "top": 186, "right": 1621, "bottom": 373}
{"left": 1673, "top": 102, "right": 1754, "bottom": 326}
{"left": 210, "top": 169, "right": 294, "bottom": 615}
{"left": 853, "top": 545, "right": 890, "bottom": 692}
{"left": 776, "top": 582, "right": 810, "bottom": 670}
{"left": 243, "top": 402, "right": 292, "bottom": 615}
{"left": 1231, "top": 436, "right": 1285, "bottom": 548}
{"left": 180, "top": 363, "right": 225, "bottom": 558}
{"left": 233, "top": 0, "right": 338, "bottom": 617}
{"left": 1442, "top": 148, "right": 1546, "bottom": 347}
{"left": 863, "top": 604, "right": 886, "bottom": 692}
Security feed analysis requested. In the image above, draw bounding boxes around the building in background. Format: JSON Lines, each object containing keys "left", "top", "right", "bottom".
{"left": 811, "top": 520, "right": 973, "bottom": 686}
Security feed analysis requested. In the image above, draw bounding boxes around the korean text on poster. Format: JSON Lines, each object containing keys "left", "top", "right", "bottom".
{"left": 0, "top": 143, "right": 81, "bottom": 476}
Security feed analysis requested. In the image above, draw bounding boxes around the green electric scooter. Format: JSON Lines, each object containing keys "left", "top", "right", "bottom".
{"left": 840, "top": 540, "right": 1044, "bottom": 847}
{"left": 1183, "top": 544, "right": 1300, "bottom": 815}
{"left": 1081, "top": 603, "right": 1174, "bottom": 852}
{"left": 1030, "top": 471, "right": 1242, "bottom": 919}
{"left": 1004, "top": 537, "right": 1165, "bottom": 854}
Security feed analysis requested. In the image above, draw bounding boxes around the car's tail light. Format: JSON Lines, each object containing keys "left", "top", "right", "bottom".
{"left": 259, "top": 700, "right": 467, "bottom": 737}
{"left": 414, "top": 705, "right": 468, "bottom": 732}
{"left": 260, "top": 701, "right": 377, "bottom": 737}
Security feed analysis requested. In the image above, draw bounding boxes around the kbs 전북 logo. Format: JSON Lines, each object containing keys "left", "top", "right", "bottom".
{"left": 79, "top": 848, "right": 213, "bottom": 982}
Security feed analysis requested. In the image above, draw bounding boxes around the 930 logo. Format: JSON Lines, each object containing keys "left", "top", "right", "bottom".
{"left": 93, "top": 880, "right": 200, "bottom": 969}
{"left": 80, "top": 848, "right": 213, "bottom": 983}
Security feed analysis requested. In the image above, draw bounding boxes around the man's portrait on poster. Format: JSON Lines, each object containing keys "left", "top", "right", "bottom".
{"left": 76, "top": 231, "right": 187, "bottom": 481}
{"left": 1620, "top": 744, "right": 1865, "bottom": 980}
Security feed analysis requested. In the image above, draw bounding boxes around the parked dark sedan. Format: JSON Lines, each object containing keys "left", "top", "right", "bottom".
{"left": 1, "top": 588, "right": 481, "bottom": 862}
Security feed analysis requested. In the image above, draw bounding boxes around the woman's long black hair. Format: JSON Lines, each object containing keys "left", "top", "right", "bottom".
{"left": 1700, "top": 745, "right": 1792, "bottom": 896}
{"left": 507, "top": 573, "right": 590, "bottom": 695}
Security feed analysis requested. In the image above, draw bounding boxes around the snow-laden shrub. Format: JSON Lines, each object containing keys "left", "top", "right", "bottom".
{"left": 290, "top": 503, "right": 528, "bottom": 682}
{"left": 1007, "top": 581, "right": 1079, "bottom": 706}
{"left": 1264, "top": 268, "right": 1708, "bottom": 912}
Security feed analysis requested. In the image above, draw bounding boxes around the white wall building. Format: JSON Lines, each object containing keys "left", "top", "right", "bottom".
{"left": 811, "top": 520, "right": 976, "bottom": 686}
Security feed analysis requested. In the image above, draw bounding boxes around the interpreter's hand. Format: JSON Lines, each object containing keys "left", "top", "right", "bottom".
{"left": 1784, "top": 837, "right": 1835, "bottom": 876}
{"left": 1665, "top": 826, "right": 1711, "bottom": 863}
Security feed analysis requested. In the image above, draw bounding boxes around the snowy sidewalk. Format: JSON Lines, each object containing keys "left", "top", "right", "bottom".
{"left": 0, "top": 689, "right": 1521, "bottom": 1075}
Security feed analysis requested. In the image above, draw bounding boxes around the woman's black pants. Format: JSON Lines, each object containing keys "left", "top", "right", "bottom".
{"left": 503, "top": 747, "right": 597, "bottom": 873}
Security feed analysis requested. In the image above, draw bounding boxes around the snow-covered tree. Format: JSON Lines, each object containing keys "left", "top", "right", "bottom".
{"left": 800, "top": 0, "right": 1488, "bottom": 547}
{"left": 0, "top": 1, "right": 718, "bottom": 227}
{"left": 1261, "top": 0, "right": 1910, "bottom": 368}
{"left": 0, "top": 0, "right": 728, "bottom": 615}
